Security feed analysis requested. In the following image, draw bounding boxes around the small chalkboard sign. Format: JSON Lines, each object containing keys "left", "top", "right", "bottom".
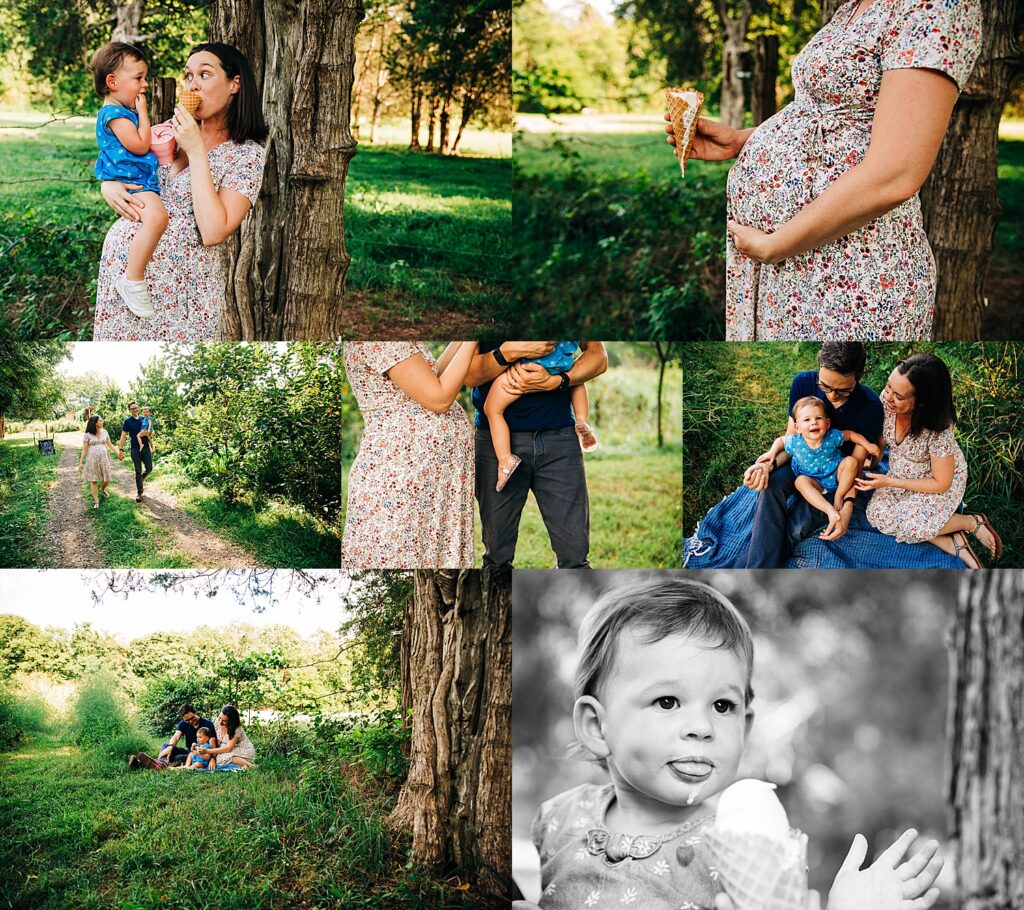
{"left": 37, "top": 439, "right": 56, "bottom": 456}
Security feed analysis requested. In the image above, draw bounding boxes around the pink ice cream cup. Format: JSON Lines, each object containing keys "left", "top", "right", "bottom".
{"left": 150, "top": 120, "right": 176, "bottom": 165}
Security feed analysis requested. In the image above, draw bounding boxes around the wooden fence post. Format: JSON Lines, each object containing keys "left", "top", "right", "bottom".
{"left": 752, "top": 34, "right": 779, "bottom": 126}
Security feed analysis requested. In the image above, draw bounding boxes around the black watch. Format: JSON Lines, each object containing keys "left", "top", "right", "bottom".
{"left": 559, "top": 372, "right": 571, "bottom": 391}
{"left": 493, "top": 347, "right": 510, "bottom": 367}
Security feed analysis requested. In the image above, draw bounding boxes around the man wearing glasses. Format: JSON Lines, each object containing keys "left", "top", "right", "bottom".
{"left": 742, "top": 342, "right": 883, "bottom": 567}
{"left": 117, "top": 400, "right": 152, "bottom": 503}
{"left": 132, "top": 703, "right": 217, "bottom": 770}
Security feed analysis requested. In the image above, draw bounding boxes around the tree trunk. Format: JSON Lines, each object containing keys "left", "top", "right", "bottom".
{"left": 820, "top": 0, "right": 846, "bottom": 26}
{"left": 948, "top": 572, "right": 1024, "bottom": 908}
{"left": 438, "top": 93, "right": 452, "bottom": 154}
{"left": 209, "top": 0, "right": 366, "bottom": 341}
{"left": 654, "top": 342, "right": 666, "bottom": 449}
{"left": 0, "top": 413, "right": 5, "bottom": 440}
{"left": 920, "top": 1, "right": 1023, "bottom": 340}
{"left": 150, "top": 78, "right": 177, "bottom": 125}
{"left": 111, "top": 0, "right": 146, "bottom": 42}
{"left": 410, "top": 85, "right": 422, "bottom": 149}
{"left": 391, "top": 569, "right": 512, "bottom": 904}
{"left": 752, "top": 33, "right": 778, "bottom": 127}
{"left": 715, "top": 0, "right": 752, "bottom": 129}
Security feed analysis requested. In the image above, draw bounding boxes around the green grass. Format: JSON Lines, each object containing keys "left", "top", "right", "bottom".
{"left": 0, "top": 436, "right": 60, "bottom": 566}
{"left": 87, "top": 470, "right": 194, "bottom": 569}
{"left": 345, "top": 137, "right": 513, "bottom": 333}
{"left": 683, "top": 343, "right": 1024, "bottom": 567}
{"left": 153, "top": 471, "right": 341, "bottom": 569}
{"left": 0, "top": 734, "right": 476, "bottom": 910}
{"left": 474, "top": 449, "right": 682, "bottom": 567}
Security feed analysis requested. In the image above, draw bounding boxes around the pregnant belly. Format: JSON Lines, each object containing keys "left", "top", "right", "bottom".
{"left": 727, "top": 108, "right": 869, "bottom": 231}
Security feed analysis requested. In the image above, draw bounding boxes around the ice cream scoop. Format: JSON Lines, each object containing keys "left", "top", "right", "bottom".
{"left": 715, "top": 779, "right": 792, "bottom": 841}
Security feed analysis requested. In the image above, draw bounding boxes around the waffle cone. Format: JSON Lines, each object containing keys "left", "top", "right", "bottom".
{"left": 665, "top": 87, "right": 704, "bottom": 178}
{"left": 704, "top": 827, "right": 808, "bottom": 910}
{"left": 180, "top": 90, "right": 201, "bottom": 115}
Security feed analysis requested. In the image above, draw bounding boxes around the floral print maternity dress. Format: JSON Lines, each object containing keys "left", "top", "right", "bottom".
{"left": 342, "top": 342, "right": 475, "bottom": 569}
{"left": 726, "top": 0, "right": 982, "bottom": 340}
{"left": 93, "top": 140, "right": 265, "bottom": 341}
{"left": 82, "top": 430, "right": 112, "bottom": 483}
{"left": 866, "top": 411, "right": 967, "bottom": 543}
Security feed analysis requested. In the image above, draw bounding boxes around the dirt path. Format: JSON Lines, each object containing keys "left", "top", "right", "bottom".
{"left": 107, "top": 449, "right": 262, "bottom": 568}
{"left": 43, "top": 433, "right": 105, "bottom": 568}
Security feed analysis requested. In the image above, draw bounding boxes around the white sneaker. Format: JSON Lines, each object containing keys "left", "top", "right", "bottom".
{"left": 116, "top": 275, "right": 155, "bottom": 318}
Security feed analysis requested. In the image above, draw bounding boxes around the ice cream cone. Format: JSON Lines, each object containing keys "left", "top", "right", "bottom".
{"left": 665, "top": 87, "right": 704, "bottom": 178}
{"left": 180, "top": 90, "right": 201, "bottom": 115}
{"left": 704, "top": 827, "right": 808, "bottom": 910}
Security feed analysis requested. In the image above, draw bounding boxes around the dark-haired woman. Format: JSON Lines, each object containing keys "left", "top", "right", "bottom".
{"left": 204, "top": 705, "right": 256, "bottom": 770}
{"left": 78, "top": 415, "right": 122, "bottom": 508}
{"left": 93, "top": 43, "right": 268, "bottom": 340}
{"left": 856, "top": 353, "right": 1002, "bottom": 568}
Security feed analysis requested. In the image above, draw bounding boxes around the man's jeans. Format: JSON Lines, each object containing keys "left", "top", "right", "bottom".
{"left": 475, "top": 425, "right": 590, "bottom": 569}
{"left": 160, "top": 743, "right": 189, "bottom": 765}
{"left": 131, "top": 444, "right": 153, "bottom": 495}
{"left": 745, "top": 465, "right": 825, "bottom": 568}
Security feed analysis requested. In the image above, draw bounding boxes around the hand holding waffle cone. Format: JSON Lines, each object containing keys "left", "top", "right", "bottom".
{"left": 180, "top": 89, "right": 201, "bottom": 115}
{"left": 665, "top": 87, "right": 704, "bottom": 178}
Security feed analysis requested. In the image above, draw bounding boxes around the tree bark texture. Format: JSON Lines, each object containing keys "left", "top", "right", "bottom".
{"left": 715, "top": 0, "right": 752, "bottom": 129}
{"left": 209, "top": 0, "right": 365, "bottom": 341}
{"left": 821, "top": 0, "right": 846, "bottom": 26}
{"left": 948, "top": 572, "right": 1024, "bottom": 909}
{"left": 111, "top": 0, "right": 146, "bottom": 43}
{"left": 920, "top": 1, "right": 1023, "bottom": 340}
{"left": 151, "top": 78, "right": 177, "bottom": 125}
{"left": 392, "top": 569, "right": 512, "bottom": 904}
{"left": 752, "top": 34, "right": 779, "bottom": 127}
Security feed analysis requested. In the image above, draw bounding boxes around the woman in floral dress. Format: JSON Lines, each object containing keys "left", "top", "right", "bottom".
{"left": 93, "top": 43, "right": 267, "bottom": 341}
{"left": 204, "top": 705, "right": 256, "bottom": 770}
{"left": 667, "top": 0, "right": 981, "bottom": 340}
{"left": 343, "top": 341, "right": 479, "bottom": 569}
{"left": 78, "top": 414, "right": 122, "bottom": 509}
{"left": 855, "top": 353, "right": 1001, "bottom": 568}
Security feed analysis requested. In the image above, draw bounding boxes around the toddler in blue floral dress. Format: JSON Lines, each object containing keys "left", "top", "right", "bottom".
{"left": 763, "top": 396, "right": 880, "bottom": 538}
{"left": 91, "top": 42, "right": 169, "bottom": 320}
{"left": 483, "top": 341, "right": 599, "bottom": 492}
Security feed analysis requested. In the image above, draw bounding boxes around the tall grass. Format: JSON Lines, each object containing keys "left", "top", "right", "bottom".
{"left": 0, "top": 437, "right": 59, "bottom": 567}
{"left": 0, "top": 685, "right": 48, "bottom": 750}
{"left": 69, "top": 673, "right": 132, "bottom": 746}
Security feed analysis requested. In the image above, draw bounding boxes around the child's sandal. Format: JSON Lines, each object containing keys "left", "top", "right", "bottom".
{"left": 575, "top": 421, "right": 600, "bottom": 452}
{"left": 495, "top": 455, "right": 521, "bottom": 493}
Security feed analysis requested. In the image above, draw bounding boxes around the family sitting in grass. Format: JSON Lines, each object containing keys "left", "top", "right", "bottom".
{"left": 131, "top": 702, "right": 256, "bottom": 772}
{"left": 735, "top": 343, "right": 1002, "bottom": 569}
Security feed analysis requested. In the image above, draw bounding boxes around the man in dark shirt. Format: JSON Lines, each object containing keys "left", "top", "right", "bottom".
{"left": 117, "top": 400, "right": 152, "bottom": 502}
{"left": 743, "top": 342, "right": 884, "bottom": 567}
{"left": 467, "top": 342, "right": 609, "bottom": 568}
{"left": 134, "top": 702, "right": 217, "bottom": 770}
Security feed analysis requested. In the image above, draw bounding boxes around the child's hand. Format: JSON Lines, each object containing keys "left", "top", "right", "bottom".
{"left": 135, "top": 91, "right": 148, "bottom": 116}
{"left": 865, "top": 443, "right": 882, "bottom": 460}
{"left": 827, "top": 830, "right": 943, "bottom": 910}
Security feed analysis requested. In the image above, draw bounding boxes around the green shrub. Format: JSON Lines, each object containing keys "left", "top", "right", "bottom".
{"left": 69, "top": 674, "right": 131, "bottom": 746}
{"left": 135, "top": 672, "right": 222, "bottom": 736}
{"left": 0, "top": 685, "right": 48, "bottom": 749}
{"left": 312, "top": 709, "right": 409, "bottom": 782}
{"left": 89, "top": 731, "right": 154, "bottom": 771}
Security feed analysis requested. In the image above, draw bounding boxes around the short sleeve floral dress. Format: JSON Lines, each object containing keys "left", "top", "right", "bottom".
{"left": 342, "top": 342, "right": 475, "bottom": 569}
{"left": 93, "top": 141, "right": 265, "bottom": 341}
{"left": 865, "top": 411, "right": 967, "bottom": 542}
{"left": 82, "top": 430, "right": 112, "bottom": 483}
{"left": 216, "top": 722, "right": 256, "bottom": 765}
{"left": 725, "top": 0, "right": 982, "bottom": 340}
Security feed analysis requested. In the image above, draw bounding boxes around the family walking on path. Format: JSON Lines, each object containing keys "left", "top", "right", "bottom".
{"left": 79, "top": 401, "right": 155, "bottom": 507}
{"left": 342, "top": 341, "right": 609, "bottom": 569}
{"left": 686, "top": 342, "right": 1002, "bottom": 569}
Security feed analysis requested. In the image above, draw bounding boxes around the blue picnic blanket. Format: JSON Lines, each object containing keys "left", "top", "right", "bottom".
{"left": 684, "top": 486, "right": 963, "bottom": 569}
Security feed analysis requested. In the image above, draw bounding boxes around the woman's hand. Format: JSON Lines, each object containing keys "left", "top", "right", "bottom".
{"left": 100, "top": 181, "right": 146, "bottom": 221}
{"left": 716, "top": 891, "right": 822, "bottom": 910}
{"left": 854, "top": 471, "right": 893, "bottom": 492}
{"left": 828, "top": 830, "right": 943, "bottom": 910}
{"left": 728, "top": 220, "right": 786, "bottom": 264}
{"left": 664, "top": 114, "right": 745, "bottom": 161}
{"left": 171, "top": 103, "right": 204, "bottom": 158}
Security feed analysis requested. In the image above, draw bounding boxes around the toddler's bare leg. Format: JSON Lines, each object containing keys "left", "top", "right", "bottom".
{"left": 124, "top": 192, "right": 169, "bottom": 281}
{"left": 570, "top": 384, "right": 589, "bottom": 423}
{"left": 483, "top": 374, "right": 524, "bottom": 465}
{"left": 795, "top": 475, "right": 840, "bottom": 524}
{"left": 832, "top": 456, "right": 859, "bottom": 509}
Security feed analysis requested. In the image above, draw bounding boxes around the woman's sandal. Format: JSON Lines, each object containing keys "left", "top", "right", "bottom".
{"left": 495, "top": 455, "right": 521, "bottom": 493}
{"left": 951, "top": 531, "right": 981, "bottom": 570}
{"left": 968, "top": 512, "right": 1002, "bottom": 560}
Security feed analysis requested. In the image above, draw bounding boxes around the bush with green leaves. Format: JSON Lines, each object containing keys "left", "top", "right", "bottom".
{"left": 68, "top": 673, "right": 132, "bottom": 746}
{"left": 135, "top": 671, "right": 223, "bottom": 736}
{"left": 0, "top": 685, "right": 48, "bottom": 750}
{"left": 312, "top": 708, "right": 409, "bottom": 782}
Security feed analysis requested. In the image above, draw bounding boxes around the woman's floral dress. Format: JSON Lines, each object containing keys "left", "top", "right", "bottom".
{"left": 93, "top": 140, "right": 265, "bottom": 341}
{"left": 866, "top": 410, "right": 966, "bottom": 542}
{"left": 342, "top": 342, "right": 475, "bottom": 569}
{"left": 216, "top": 722, "right": 256, "bottom": 765}
{"left": 82, "top": 429, "right": 112, "bottom": 483}
{"left": 726, "top": 0, "right": 982, "bottom": 340}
